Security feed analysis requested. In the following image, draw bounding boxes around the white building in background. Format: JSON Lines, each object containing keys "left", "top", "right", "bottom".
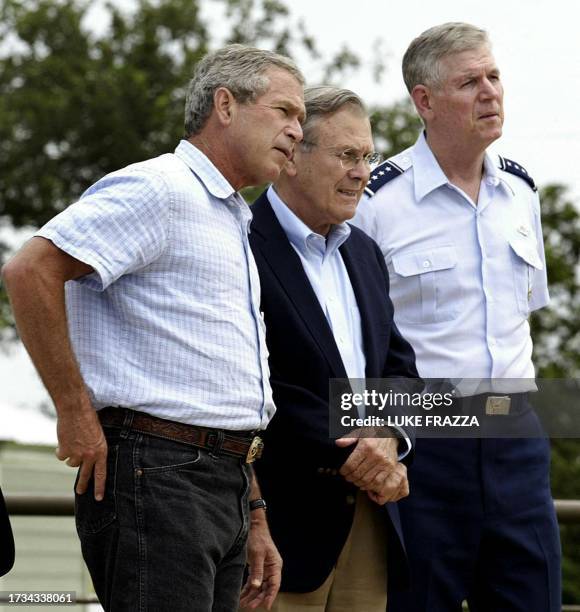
{"left": 0, "top": 403, "right": 101, "bottom": 611}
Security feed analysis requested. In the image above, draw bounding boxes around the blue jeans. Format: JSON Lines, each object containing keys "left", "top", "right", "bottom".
{"left": 75, "top": 423, "right": 252, "bottom": 611}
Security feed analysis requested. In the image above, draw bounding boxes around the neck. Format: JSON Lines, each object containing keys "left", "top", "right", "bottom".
{"left": 273, "top": 182, "right": 331, "bottom": 236}
{"left": 426, "top": 132, "right": 487, "bottom": 203}
{"left": 187, "top": 133, "right": 242, "bottom": 191}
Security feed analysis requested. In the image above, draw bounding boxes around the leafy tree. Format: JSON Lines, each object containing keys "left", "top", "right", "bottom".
{"left": 0, "top": 0, "right": 209, "bottom": 231}
{"left": 531, "top": 184, "right": 580, "bottom": 378}
{"left": 0, "top": 0, "right": 579, "bottom": 601}
{"left": 528, "top": 184, "right": 580, "bottom": 605}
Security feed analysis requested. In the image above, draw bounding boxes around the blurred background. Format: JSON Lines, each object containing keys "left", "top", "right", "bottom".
{"left": 0, "top": 0, "right": 579, "bottom": 608}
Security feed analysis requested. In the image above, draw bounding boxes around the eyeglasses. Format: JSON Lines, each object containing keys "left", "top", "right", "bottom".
{"left": 335, "top": 150, "right": 383, "bottom": 170}
{"left": 302, "top": 142, "right": 382, "bottom": 170}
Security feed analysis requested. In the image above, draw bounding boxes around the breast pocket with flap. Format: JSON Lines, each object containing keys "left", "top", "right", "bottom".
{"left": 508, "top": 235, "right": 544, "bottom": 316}
{"left": 390, "top": 245, "right": 460, "bottom": 324}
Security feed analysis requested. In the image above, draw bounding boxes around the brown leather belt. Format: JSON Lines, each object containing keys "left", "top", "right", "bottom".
{"left": 98, "top": 407, "right": 264, "bottom": 463}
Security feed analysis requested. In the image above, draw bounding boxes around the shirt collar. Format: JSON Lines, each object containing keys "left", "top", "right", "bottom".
{"left": 411, "top": 132, "right": 449, "bottom": 202}
{"left": 267, "top": 185, "right": 351, "bottom": 257}
{"left": 174, "top": 140, "right": 236, "bottom": 199}
{"left": 484, "top": 151, "right": 515, "bottom": 197}
{"left": 412, "top": 132, "right": 514, "bottom": 200}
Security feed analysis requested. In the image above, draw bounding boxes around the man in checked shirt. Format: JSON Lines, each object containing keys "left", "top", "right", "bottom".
{"left": 2, "top": 45, "right": 305, "bottom": 611}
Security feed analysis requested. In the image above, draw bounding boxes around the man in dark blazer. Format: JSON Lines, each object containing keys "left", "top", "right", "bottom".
{"left": 239, "top": 87, "right": 418, "bottom": 612}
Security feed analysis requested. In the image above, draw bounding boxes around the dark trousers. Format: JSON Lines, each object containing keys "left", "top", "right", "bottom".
{"left": 389, "top": 411, "right": 561, "bottom": 611}
{"left": 75, "top": 424, "right": 251, "bottom": 611}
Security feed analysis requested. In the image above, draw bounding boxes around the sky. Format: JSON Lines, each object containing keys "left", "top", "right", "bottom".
{"left": 1, "top": 0, "right": 579, "bottom": 428}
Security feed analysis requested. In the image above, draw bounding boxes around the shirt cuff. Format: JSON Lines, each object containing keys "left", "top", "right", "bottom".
{"left": 388, "top": 425, "right": 412, "bottom": 461}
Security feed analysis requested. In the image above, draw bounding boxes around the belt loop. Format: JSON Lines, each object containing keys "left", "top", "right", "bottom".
{"left": 120, "top": 407, "right": 134, "bottom": 439}
{"left": 209, "top": 430, "right": 225, "bottom": 458}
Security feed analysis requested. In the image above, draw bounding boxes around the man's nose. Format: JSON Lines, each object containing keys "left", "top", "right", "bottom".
{"left": 480, "top": 77, "right": 501, "bottom": 99}
{"left": 348, "top": 159, "right": 372, "bottom": 182}
{"left": 286, "top": 117, "right": 303, "bottom": 143}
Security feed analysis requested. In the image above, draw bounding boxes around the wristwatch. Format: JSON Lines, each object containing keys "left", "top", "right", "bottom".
{"left": 249, "top": 498, "right": 267, "bottom": 511}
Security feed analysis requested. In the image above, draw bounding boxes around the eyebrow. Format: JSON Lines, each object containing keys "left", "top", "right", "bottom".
{"left": 274, "top": 98, "right": 306, "bottom": 123}
{"left": 456, "top": 66, "right": 501, "bottom": 80}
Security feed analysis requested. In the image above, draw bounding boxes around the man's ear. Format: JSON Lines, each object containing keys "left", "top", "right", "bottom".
{"left": 411, "top": 84, "right": 433, "bottom": 122}
{"left": 213, "top": 87, "right": 237, "bottom": 126}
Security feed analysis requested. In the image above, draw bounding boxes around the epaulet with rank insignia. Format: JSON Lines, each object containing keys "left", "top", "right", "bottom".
{"left": 364, "top": 159, "right": 406, "bottom": 197}
{"left": 498, "top": 156, "right": 537, "bottom": 192}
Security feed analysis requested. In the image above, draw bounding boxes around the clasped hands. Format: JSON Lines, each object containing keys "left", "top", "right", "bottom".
{"left": 336, "top": 429, "right": 409, "bottom": 504}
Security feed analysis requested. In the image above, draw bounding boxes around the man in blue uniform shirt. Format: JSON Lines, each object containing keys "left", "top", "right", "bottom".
{"left": 353, "top": 22, "right": 561, "bottom": 612}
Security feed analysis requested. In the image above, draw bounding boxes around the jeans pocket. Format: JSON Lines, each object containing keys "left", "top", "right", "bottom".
{"left": 75, "top": 444, "right": 119, "bottom": 536}
{"left": 138, "top": 436, "right": 202, "bottom": 475}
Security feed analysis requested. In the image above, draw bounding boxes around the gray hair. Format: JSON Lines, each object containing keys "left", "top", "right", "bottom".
{"left": 300, "top": 86, "right": 367, "bottom": 147}
{"left": 402, "top": 22, "right": 490, "bottom": 92}
{"left": 184, "top": 44, "right": 304, "bottom": 136}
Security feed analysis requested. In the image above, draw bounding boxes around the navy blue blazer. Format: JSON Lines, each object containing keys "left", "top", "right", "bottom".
{"left": 250, "top": 192, "right": 419, "bottom": 593}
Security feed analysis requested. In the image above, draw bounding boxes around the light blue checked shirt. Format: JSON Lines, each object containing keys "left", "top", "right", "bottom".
{"left": 37, "top": 140, "right": 275, "bottom": 430}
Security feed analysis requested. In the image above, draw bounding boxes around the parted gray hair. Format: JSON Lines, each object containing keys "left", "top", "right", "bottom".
{"left": 300, "top": 86, "right": 367, "bottom": 147}
{"left": 184, "top": 44, "right": 304, "bottom": 136}
{"left": 402, "top": 22, "right": 490, "bottom": 92}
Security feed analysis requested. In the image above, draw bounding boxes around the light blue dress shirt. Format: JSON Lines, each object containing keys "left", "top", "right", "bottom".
{"left": 37, "top": 141, "right": 275, "bottom": 430}
{"left": 353, "top": 133, "right": 549, "bottom": 386}
{"left": 267, "top": 186, "right": 366, "bottom": 381}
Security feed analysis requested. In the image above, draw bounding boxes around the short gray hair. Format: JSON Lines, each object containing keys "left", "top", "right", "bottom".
{"left": 402, "top": 22, "right": 490, "bottom": 92}
{"left": 184, "top": 44, "right": 304, "bottom": 136}
{"left": 300, "top": 86, "right": 367, "bottom": 147}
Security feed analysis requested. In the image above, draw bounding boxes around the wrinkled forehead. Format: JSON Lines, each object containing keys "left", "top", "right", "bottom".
{"left": 309, "top": 107, "right": 372, "bottom": 148}
{"left": 438, "top": 44, "right": 498, "bottom": 79}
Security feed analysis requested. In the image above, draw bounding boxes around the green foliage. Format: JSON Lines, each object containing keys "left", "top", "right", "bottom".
{"left": 527, "top": 184, "right": 580, "bottom": 605}
{"left": 370, "top": 99, "right": 422, "bottom": 158}
{"left": 0, "top": 0, "right": 579, "bottom": 599}
{"left": 0, "top": 0, "right": 209, "bottom": 229}
{"left": 0, "top": 239, "right": 14, "bottom": 337}
{"left": 531, "top": 184, "right": 580, "bottom": 378}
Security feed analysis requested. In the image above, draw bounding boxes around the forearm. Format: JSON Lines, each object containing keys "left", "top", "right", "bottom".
{"left": 2, "top": 240, "right": 92, "bottom": 413}
{"left": 3, "top": 239, "right": 109, "bottom": 497}
{"left": 240, "top": 468, "right": 282, "bottom": 609}
{"left": 248, "top": 468, "right": 267, "bottom": 525}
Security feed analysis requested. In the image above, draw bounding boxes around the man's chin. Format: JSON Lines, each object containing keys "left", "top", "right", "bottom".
{"left": 254, "top": 162, "right": 286, "bottom": 186}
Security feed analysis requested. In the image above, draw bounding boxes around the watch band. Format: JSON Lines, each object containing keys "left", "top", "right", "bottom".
{"left": 249, "top": 498, "right": 267, "bottom": 511}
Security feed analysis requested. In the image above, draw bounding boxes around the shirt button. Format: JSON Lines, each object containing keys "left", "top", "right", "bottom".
{"left": 423, "top": 260, "right": 431, "bottom": 268}
{"left": 489, "top": 339, "right": 497, "bottom": 346}
{"left": 346, "top": 495, "right": 356, "bottom": 505}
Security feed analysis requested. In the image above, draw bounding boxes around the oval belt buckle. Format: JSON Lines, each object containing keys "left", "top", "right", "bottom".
{"left": 246, "top": 436, "right": 264, "bottom": 463}
{"left": 485, "top": 396, "right": 511, "bottom": 416}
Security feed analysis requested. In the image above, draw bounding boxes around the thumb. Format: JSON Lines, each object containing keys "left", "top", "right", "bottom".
{"left": 335, "top": 437, "right": 357, "bottom": 448}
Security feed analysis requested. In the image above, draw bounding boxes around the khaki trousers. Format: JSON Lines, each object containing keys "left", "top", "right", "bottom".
{"left": 245, "top": 491, "right": 388, "bottom": 612}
